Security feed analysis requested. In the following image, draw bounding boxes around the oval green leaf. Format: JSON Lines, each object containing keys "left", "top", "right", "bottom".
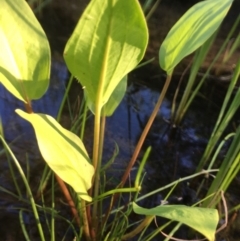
{"left": 85, "top": 75, "right": 127, "bottom": 116}
{"left": 0, "top": 0, "right": 50, "bottom": 102}
{"left": 133, "top": 202, "right": 219, "bottom": 241}
{"left": 64, "top": 0, "right": 148, "bottom": 109}
{"left": 16, "top": 109, "right": 94, "bottom": 202}
{"left": 159, "top": 0, "right": 233, "bottom": 75}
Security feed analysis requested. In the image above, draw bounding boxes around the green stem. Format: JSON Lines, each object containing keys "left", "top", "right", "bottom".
{"left": 108, "top": 170, "right": 219, "bottom": 219}
{"left": 174, "top": 32, "right": 216, "bottom": 126}
{"left": 19, "top": 210, "right": 31, "bottom": 241}
{"left": 36, "top": 166, "right": 52, "bottom": 198}
{"left": 0, "top": 136, "right": 46, "bottom": 241}
{"left": 144, "top": 220, "right": 172, "bottom": 241}
{"left": 51, "top": 174, "right": 55, "bottom": 241}
{"left": 95, "top": 187, "right": 139, "bottom": 201}
{"left": 121, "top": 215, "right": 154, "bottom": 240}
{"left": 91, "top": 16, "right": 113, "bottom": 236}
{"left": 177, "top": 19, "right": 239, "bottom": 126}
{"left": 92, "top": 115, "right": 106, "bottom": 232}
{"left": 134, "top": 146, "right": 151, "bottom": 188}
{"left": 136, "top": 169, "right": 218, "bottom": 203}
{"left": 145, "top": 0, "right": 161, "bottom": 21}
{"left": 163, "top": 222, "right": 182, "bottom": 241}
{"left": 57, "top": 74, "right": 74, "bottom": 122}
{"left": 6, "top": 151, "right": 22, "bottom": 198}
{"left": 80, "top": 100, "right": 89, "bottom": 140}
{"left": 91, "top": 95, "right": 102, "bottom": 239}
{"left": 196, "top": 58, "right": 240, "bottom": 171}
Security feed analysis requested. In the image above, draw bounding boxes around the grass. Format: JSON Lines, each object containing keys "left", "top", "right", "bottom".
{"left": 0, "top": 0, "right": 239, "bottom": 240}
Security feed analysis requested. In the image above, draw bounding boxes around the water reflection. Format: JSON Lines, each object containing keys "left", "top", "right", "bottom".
{"left": 103, "top": 81, "right": 214, "bottom": 188}
{"left": 0, "top": 64, "right": 238, "bottom": 240}
{"left": 0, "top": 61, "right": 67, "bottom": 145}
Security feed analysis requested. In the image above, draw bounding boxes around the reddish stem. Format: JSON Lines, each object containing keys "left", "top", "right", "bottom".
{"left": 55, "top": 174, "right": 81, "bottom": 226}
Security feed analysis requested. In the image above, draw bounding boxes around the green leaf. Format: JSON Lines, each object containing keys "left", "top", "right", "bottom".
{"left": 16, "top": 109, "right": 94, "bottom": 202}
{"left": 0, "top": 0, "right": 50, "bottom": 102}
{"left": 133, "top": 203, "right": 219, "bottom": 241}
{"left": 159, "top": 0, "right": 233, "bottom": 75}
{"left": 85, "top": 75, "right": 127, "bottom": 116}
{"left": 64, "top": 0, "right": 148, "bottom": 109}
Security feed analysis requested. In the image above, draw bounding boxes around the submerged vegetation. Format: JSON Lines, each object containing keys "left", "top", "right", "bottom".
{"left": 0, "top": 0, "right": 239, "bottom": 240}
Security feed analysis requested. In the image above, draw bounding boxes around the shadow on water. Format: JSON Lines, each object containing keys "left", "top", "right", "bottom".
{"left": 0, "top": 0, "right": 239, "bottom": 240}
{"left": 0, "top": 60, "right": 239, "bottom": 240}
{"left": 66, "top": 66, "right": 239, "bottom": 240}
{"left": 0, "top": 61, "right": 69, "bottom": 241}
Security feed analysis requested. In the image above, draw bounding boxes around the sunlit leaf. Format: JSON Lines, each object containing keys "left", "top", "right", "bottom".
{"left": 133, "top": 202, "right": 218, "bottom": 241}
{"left": 85, "top": 75, "right": 127, "bottom": 116}
{"left": 16, "top": 109, "right": 94, "bottom": 202}
{"left": 64, "top": 0, "right": 148, "bottom": 110}
{"left": 0, "top": 0, "right": 50, "bottom": 102}
{"left": 159, "top": 0, "right": 233, "bottom": 74}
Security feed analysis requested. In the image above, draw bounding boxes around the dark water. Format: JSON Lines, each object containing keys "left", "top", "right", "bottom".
{"left": 71, "top": 69, "right": 239, "bottom": 240}
{"left": 0, "top": 59, "right": 239, "bottom": 240}
{"left": 0, "top": 0, "right": 239, "bottom": 239}
{"left": 0, "top": 61, "right": 67, "bottom": 142}
{"left": 0, "top": 61, "right": 69, "bottom": 241}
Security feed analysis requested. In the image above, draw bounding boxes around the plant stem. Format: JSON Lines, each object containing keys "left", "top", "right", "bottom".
{"left": 106, "top": 75, "right": 172, "bottom": 220}
{"left": 145, "top": 0, "right": 161, "bottom": 21}
{"left": 136, "top": 169, "right": 218, "bottom": 203}
{"left": 91, "top": 99, "right": 102, "bottom": 239}
{"left": 55, "top": 174, "right": 80, "bottom": 225}
{"left": 108, "top": 170, "right": 218, "bottom": 220}
{"left": 0, "top": 136, "right": 46, "bottom": 241}
{"left": 103, "top": 75, "right": 172, "bottom": 223}
{"left": 92, "top": 23, "right": 112, "bottom": 236}
{"left": 19, "top": 210, "right": 31, "bottom": 241}
{"left": 134, "top": 146, "right": 152, "bottom": 188}
{"left": 92, "top": 115, "right": 106, "bottom": 233}
{"left": 121, "top": 215, "right": 154, "bottom": 240}
{"left": 196, "top": 58, "right": 240, "bottom": 171}
{"left": 51, "top": 174, "right": 55, "bottom": 241}
{"left": 121, "top": 75, "right": 172, "bottom": 187}
{"left": 24, "top": 101, "right": 33, "bottom": 113}
{"left": 57, "top": 74, "right": 74, "bottom": 122}
{"left": 94, "top": 187, "right": 139, "bottom": 200}
{"left": 81, "top": 199, "right": 91, "bottom": 241}
{"left": 80, "top": 100, "right": 89, "bottom": 140}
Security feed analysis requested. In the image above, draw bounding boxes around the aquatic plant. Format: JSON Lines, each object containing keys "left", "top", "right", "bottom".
{"left": 0, "top": 0, "right": 238, "bottom": 240}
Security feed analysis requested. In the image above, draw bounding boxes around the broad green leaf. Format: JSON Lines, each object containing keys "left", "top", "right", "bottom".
{"left": 133, "top": 203, "right": 218, "bottom": 241}
{"left": 16, "top": 109, "right": 94, "bottom": 202}
{"left": 85, "top": 75, "right": 127, "bottom": 116}
{"left": 159, "top": 0, "right": 233, "bottom": 74}
{"left": 0, "top": 0, "right": 50, "bottom": 102}
{"left": 64, "top": 0, "right": 148, "bottom": 109}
